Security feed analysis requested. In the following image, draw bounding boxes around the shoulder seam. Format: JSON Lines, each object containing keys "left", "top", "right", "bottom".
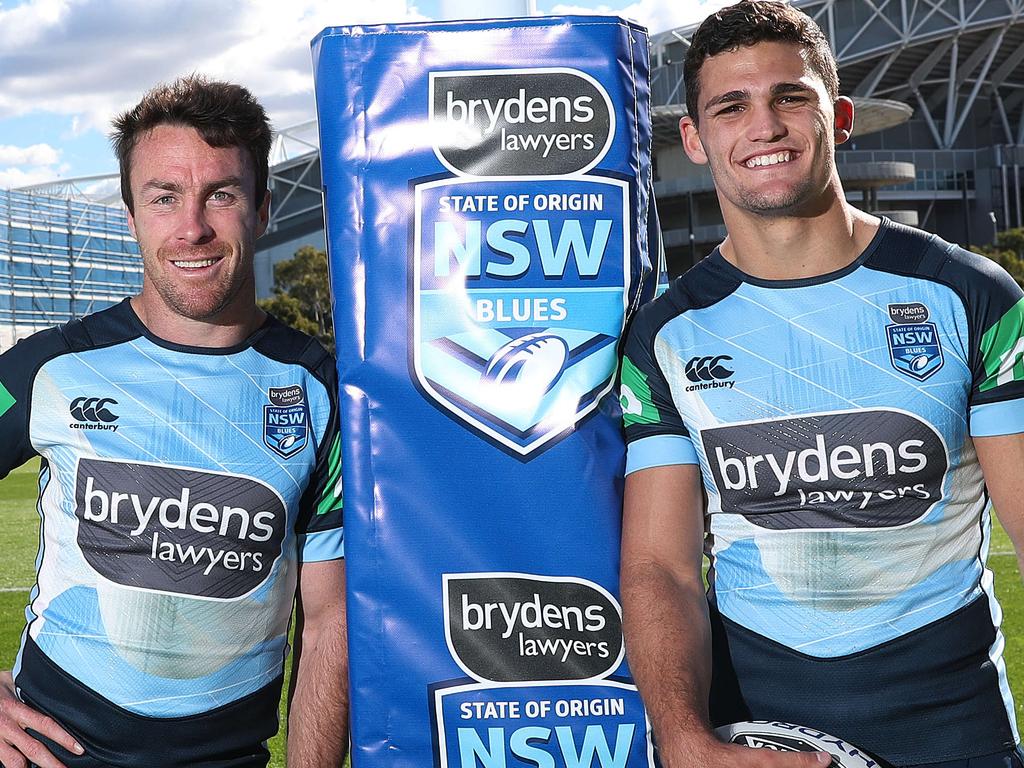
{"left": 254, "top": 328, "right": 333, "bottom": 386}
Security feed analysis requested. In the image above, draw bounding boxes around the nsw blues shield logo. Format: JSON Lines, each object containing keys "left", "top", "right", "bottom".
{"left": 412, "top": 176, "right": 630, "bottom": 457}
{"left": 886, "top": 302, "right": 943, "bottom": 381}
{"left": 264, "top": 385, "right": 309, "bottom": 458}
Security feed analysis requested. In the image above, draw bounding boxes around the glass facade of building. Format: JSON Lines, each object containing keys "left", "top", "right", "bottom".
{"left": 0, "top": 190, "right": 141, "bottom": 350}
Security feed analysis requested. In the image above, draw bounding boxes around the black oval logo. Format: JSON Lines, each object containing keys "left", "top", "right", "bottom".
{"left": 75, "top": 458, "right": 286, "bottom": 599}
{"left": 701, "top": 409, "right": 948, "bottom": 529}
{"left": 444, "top": 573, "right": 623, "bottom": 682}
{"left": 431, "top": 69, "right": 614, "bottom": 177}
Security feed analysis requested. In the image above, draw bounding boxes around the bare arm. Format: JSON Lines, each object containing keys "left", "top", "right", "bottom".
{"left": 975, "top": 433, "right": 1024, "bottom": 576}
{"left": 287, "top": 558, "right": 348, "bottom": 768}
{"left": 0, "top": 670, "right": 83, "bottom": 768}
{"left": 621, "top": 464, "right": 827, "bottom": 768}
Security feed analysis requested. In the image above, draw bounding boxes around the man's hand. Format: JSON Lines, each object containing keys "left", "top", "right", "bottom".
{"left": 0, "top": 670, "right": 83, "bottom": 768}
{"left": 665, "top": 735, "right": 833, "bottom": 768}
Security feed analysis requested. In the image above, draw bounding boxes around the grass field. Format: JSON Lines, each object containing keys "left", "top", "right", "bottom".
{"left": 2, "top": 459, "right": 1022, "bottom": 765}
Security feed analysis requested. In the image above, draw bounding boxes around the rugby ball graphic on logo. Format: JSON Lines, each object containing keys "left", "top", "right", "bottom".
{"left": 909, "top": 354, "right": 931, "bottom": 372}
{"left": 715, "top": 722, "right": 880, "bottom": 768}
{"left": 482, "top": 332, "right": 568, "bottom": 394}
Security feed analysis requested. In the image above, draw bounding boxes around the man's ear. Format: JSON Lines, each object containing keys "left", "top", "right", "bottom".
{"left": 255, "top": 189, "right": 271, "bottom": 238}
{"left": 127, "top": 207, "right": 137, "bottom": 239}
{"left": 834, "top": 96, "right": 855, "bottom": 145}
{"left": 680, "top": 116, "right": 709, "bottom": 165}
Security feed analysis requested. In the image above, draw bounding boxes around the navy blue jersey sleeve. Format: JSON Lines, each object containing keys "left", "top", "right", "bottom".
{"left": 296, "top": 352, "right": 344, "bottom": 561}
{"left": 0, "top": 327, "right": 69, "bottom": 479}
{"left": 865, "top": 222, "right": 1024, "bottom": 437}
{"left": 620, "top": 302, "right": 698, "bottom": 474}
{"left": 934, "top": 247, "right": 1024, "bottom": 435}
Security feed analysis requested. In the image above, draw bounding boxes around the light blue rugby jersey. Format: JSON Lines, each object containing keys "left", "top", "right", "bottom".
{"left": 621, "top": 219, "right": 1024, "bottom": 747}
{"left": 0, "top": 300, "right": 344, "bottom": 718}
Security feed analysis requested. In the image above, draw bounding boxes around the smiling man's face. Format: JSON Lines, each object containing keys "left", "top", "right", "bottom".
{"left": 680, "top": 40, "right": 852, "bottom": 218}
{"left": 127, "top": 124, "right": 270, "bottom": 325}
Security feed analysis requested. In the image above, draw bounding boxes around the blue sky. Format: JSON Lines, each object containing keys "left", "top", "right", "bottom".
{"left": 0, "top": 0, "right": 729, "bottom": 190}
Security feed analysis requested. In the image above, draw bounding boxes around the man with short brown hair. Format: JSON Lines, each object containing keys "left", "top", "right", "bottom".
{"left": 620, "top": 3, "right": 1024, "bottom": 767}
{"left": 0, "top": 76, "right": 347, "bottom": 768}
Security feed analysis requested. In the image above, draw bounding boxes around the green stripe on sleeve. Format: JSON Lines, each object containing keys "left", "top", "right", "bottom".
{"left": 620, "top": 355, "right": 661, "bottom": 427}
{"left": 316, "top": 433, "right": 343, "bottom": 516}
{"left": 0, "top": 381, "right": 15, "bottom": 419}
{"left": 979, "top": 296, "right": 1024, "bottom": 392}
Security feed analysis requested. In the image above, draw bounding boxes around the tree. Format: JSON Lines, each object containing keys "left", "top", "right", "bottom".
{"left": 972, "top": 228, "right": 1024, "bottom": 289}
{"left": 258, "top": 245, "right": 334, "bottom": 349}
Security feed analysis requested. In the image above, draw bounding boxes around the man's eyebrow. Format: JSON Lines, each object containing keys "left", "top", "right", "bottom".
{"left": 140, "top": 180, "right": 183, "bottom": 194}
{"left": 704, "top": 90, "right": 748, "bottom": 112}
{"left": 203, "top": 176, "right": 245, "bottom": 192}
{"left": 772, "top": 81, "right": 815, "bottom": 96}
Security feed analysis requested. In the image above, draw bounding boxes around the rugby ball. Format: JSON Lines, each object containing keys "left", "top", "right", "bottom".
{"left": 483, "top": 332, "right": 568, "bottom": 395}
{"left": 715, "top": 722, "right": 879, "bottom": 768}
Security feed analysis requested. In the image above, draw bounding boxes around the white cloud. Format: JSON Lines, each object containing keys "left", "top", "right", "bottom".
{"left": 0, "top": 141, "right": 62, "bottom": 189}
{"left": 0, "top": 0, "right": 429, "bottom": 135}
{"left": 0, "top": 143, "right": 60, "bottom": 166}
{"left": 0, "top": 0, "right": 737, "bottom": 187}
{"left": 547, "top": 0, "right": 736, "bottom": 34}
{"left": 0, "top": 165, "right": 63, "bottom": 188}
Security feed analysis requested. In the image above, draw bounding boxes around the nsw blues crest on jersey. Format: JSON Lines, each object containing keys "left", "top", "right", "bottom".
{"left": 411, "top": 69, "right": 630, "bottom": 458}
{"left": 263, "top": 384, "right": 309, "bottom": 458}
{"left": 886, "top": 302, "right": 944, "bottom": 381}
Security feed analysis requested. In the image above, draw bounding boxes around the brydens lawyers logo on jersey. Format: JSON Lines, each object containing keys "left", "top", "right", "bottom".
{"left": 702, "top": 408, "right": 949, "bottom": 530}
{"left": 69, "top": 396, "right": 119, "bottom": 432}
{"left": 75, "top": 458, "right": 286, "bottom": 599}
{"left": 264, "top": 385, "right": 309, "bottom": 458}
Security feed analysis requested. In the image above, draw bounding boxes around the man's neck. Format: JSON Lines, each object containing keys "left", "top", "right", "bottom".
{"left": 130, "top": 294, "right": 266, "bottom": 348}
{"left": 719, "top": 191, "right": 880, "bottom": 281}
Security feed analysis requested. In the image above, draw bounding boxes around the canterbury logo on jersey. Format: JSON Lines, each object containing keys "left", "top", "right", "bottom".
{"left": 69, "top": 397, "right": 119, "bottom": 431}
{"left": 685, "top": 355, "right": 734, "bottom": 392}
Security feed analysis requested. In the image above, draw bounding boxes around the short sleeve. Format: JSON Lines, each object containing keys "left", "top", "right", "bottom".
{"left": 963, "top": 259, "right": 1024, "bottom": 436}
{"left": 620, "top": 307, "right": 698, "bottom": 474}
{"left": 0, "top": 327, "right": 67, "bottom": 479}
{"left": 296, "top": 361, "right": 344, "bottom": 561}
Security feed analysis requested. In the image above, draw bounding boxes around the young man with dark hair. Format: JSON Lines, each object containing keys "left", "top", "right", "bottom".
{"left": 620, "top": 2, "right": 1024, "bottom": 767}
{"left": 0, "top": 76, "right": 347, "bottom": 768}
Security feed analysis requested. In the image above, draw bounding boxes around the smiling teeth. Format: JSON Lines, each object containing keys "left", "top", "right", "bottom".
{"left": 172, "top": 259, "right": 217, "bottom": 268}
{"left": 746, "top": 152, "right": 792, "bottom": 168}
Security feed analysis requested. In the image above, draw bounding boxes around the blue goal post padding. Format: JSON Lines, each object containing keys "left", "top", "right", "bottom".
{"left": 313, "top": 16, "right": 660, "bottom": 767}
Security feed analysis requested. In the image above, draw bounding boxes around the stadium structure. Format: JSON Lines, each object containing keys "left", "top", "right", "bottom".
{"left": 4, "top": 0, "right": 1023, "bottom": 345}
{"left": 0, "top": 189, "right": 141, "bottom": 349}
